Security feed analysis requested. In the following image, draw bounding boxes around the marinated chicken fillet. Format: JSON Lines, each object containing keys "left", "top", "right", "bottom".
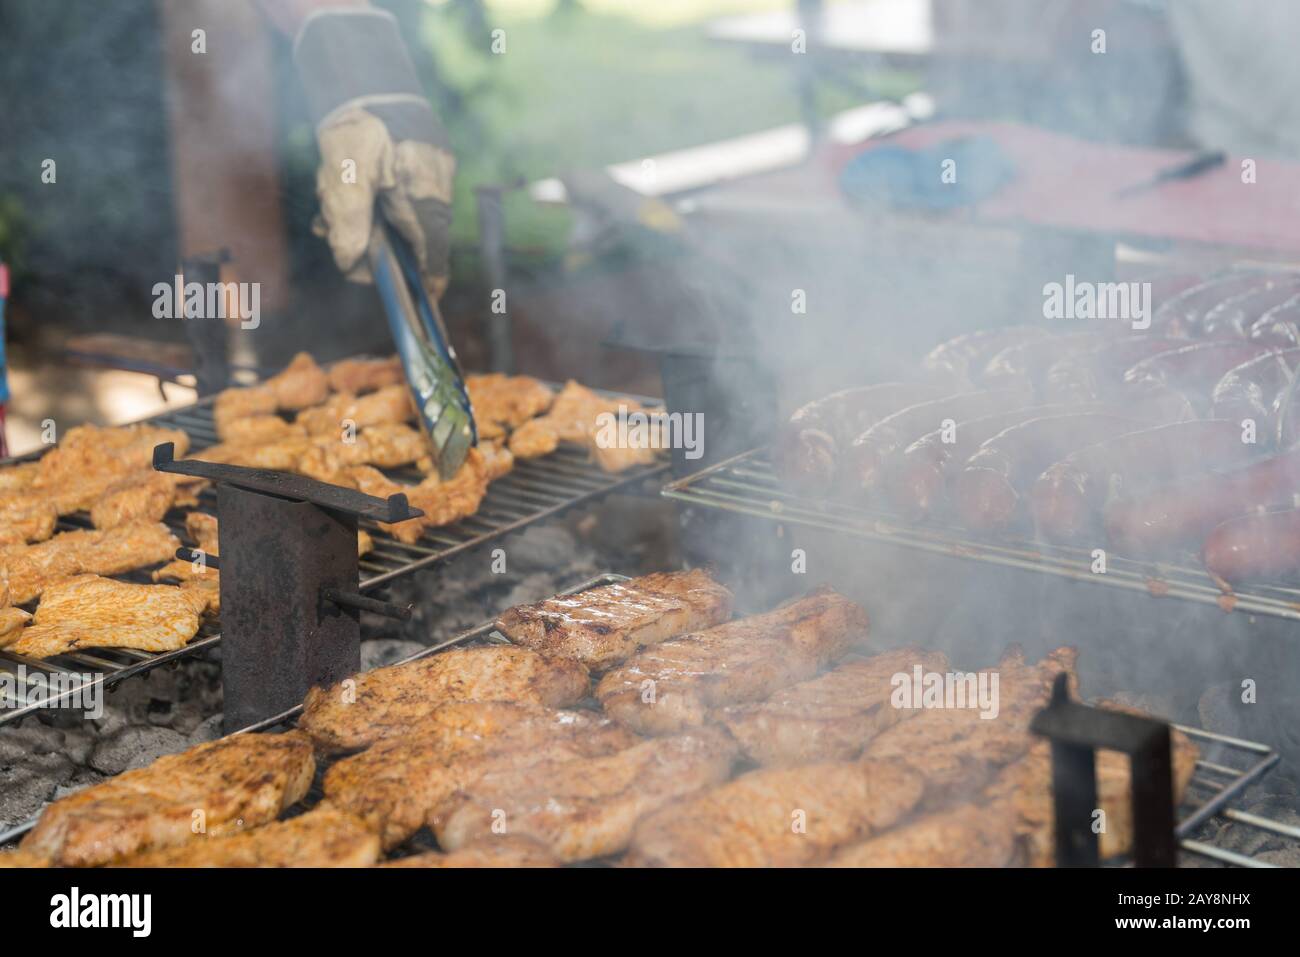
{"left": 216, "top": 414, "right": 305, "bottom": 446}
{"left": 506, "top": 380, "right": 661, "bottom": 472}
{"left": 380, "top": 836, "right": 557, "bottom": 868}
{"left": 300, "top": 646, "right": 591, "bottom": 752}
{"left": 214, "top": 385, "right": 278, "bottom": 438}
{"left": 21, "top": 731, "right": 315, "bottom": 866}
{"left": 825, "top": 802, "right": 1019, "bottom": 867}
{"left": 625, "top": 760, "right": 923, "bottom": 867}
{"left": 0, "top": 500, "right": 57, "bottom": 546}
{"left": 496, "top": 568, "right": 734, "bottom": 669}
{"left": 0, "top": 607, "right": 33, "bottom": 647}
{"left": 116, "top": 805, "right": 379, "bottom": 868}
{"left": 1, "top": 521, "right": 180, "bottom": 604}
{"left": 323, "top": 703, "right": 637, "bottom": 847}
{"left": 296, "top": 384, "right": 413, "bottom": 435}
{"left": 860, "top": 646, "right": 1077, "bottom": 808}
{"left": 8, "top": 575, "right": 205, "bottom": 658}
{"left": 339, "top": 449, "right": 494, "bottom": 544}
{"left": 716, "top": 648, "right": 949, "bottom": 766}
{"left": 431, "top": 728, "right": 737, "bottom": 862}
{"left": 465, "top": 373, "right": 554, "bottom": 439}
{"left": 0, "top": 849, "right": 49, "bottom": 868}
{"left": 596, "top": 586, "right": 864, "bottom": 735}
{"left": 265, "top": 351, "right": 329, "bottom": 410}
{"left": 89, "top": 472, "right": 186, "bottom": 529}
{"left": 327, "top": 355, "right": 404, "bottom": 394}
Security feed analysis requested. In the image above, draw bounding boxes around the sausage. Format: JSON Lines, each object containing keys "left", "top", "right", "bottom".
{"left": 951, "top": 414, "right": 1145, "bottom": 534}
{"left": 775, "top": 383, "right": 946, "bottom": 496}
{"left": 1209, "top": 348, "right": 1300, "bottom": 432}
{"left": 1247, "top": 294, "right": 1300, "bottom": 345}
{"left": 1200, "top": 278, "right": 1300, "bottom": 337}
{"left": 840, "top": 389, "right": 1031, "bottom": 502}
{"left": 1123, "top": 341, "right": 1281, "bottom": 395}
{"left": 920, "top": 326, "right": 1050, "bottom": 388}
{"left": 1104, "top": 449, "right": 1300, "bottom": 556}
{"left": 980, "top": 333, "right": 1115, "bottom": 394}
{"left": 1031, "top": 420, "right": 1260, "bottom": 544}
{"left": 1203, "top": 508, "right": 1300, "bottom": 590}
{"left": 1043, "top": 336, "right": 1189, "bottom": 403}
{"left": 1151, "top": 273, "right": 1270, "bottom": 337}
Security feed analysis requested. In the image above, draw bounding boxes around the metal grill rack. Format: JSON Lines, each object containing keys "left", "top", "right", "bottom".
{"left": 663, "top": 447, "right": 1300, "bottom": 623}
{"left": 0, "top": 393, "right": 667, "bottom": 726}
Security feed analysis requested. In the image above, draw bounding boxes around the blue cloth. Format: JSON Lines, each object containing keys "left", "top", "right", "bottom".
{"left": 839, "top": 136, "right": 1016, "bottom": 210}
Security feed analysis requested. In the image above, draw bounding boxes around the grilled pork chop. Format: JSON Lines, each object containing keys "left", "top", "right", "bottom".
{"left": 323, "top": 702, "right": 638, "bottom": 847}
{"left": 495, "top": 568, "right": 734, "bottom": 670}
{"left": 21, "top": 731, "right": 315, "bottom": 866}
{"left": 824, "top": 802, "right": 1019, "bottom": 867}
{"left": 115, "top": 805, "right": 379, "bottom": 868}
{"left": 300, "top": 646, "right": 591, "bottom": 752}
{"left": 625, "top": 759, "right": 922, "bottom": 867}
{"left": 595, "top": 586, "right": 865, "bottom": 735}
{"left": 715, "top": 648, "right": 949, "bottom": 766}
{"left": 7, "top": 575, "right": 206, "bottom": 658}
{"left": 430, "top": 727, "right": 737, "bottom": 862}
{"left": 380, "top": 836, "right": 558, "bottom": 868}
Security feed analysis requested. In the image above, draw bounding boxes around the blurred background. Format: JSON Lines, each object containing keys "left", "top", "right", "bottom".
{"left": 1, "top": 0, "right": 1298, "bottom": 455}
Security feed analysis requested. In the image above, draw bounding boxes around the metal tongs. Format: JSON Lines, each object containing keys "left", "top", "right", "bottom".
{"left": 367, "top": 220, "right": 476, "bottom": 479}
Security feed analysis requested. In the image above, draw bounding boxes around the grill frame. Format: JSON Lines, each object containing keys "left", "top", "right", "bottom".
{"left": 0, "top": 392, "right": 668, "bottom": 726}
{"left": 663, "top": 447, "right": 1300, "bottom": 624}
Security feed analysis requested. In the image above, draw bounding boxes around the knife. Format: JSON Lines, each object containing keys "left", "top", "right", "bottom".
{"left": 366, "top": 219, "right": 476, "bottom": 480}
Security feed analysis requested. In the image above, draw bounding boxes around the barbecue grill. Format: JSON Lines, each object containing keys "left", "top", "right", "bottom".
{"left": 0, "top": 572, "right": 1286, "bottom": 866}
{"left": 0, "top": 385, "right": 668, "bottom": 726}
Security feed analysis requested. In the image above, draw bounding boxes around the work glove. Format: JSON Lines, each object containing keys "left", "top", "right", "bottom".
{"left": 294, "top": 7, "right": 454, "bottom": 296}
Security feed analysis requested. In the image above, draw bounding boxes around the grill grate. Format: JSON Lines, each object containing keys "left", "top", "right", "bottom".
{"left": 0, "top": 395, "right": 667, "bottom": 726}
{"left": 0, "top": 573, "right": 1283, "bottom": 865}
{"left": 663, "top": 448, "right": 1300, "bottom": 623}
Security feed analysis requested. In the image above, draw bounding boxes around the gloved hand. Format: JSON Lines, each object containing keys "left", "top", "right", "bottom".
{"left": 294, "top": 7, "right": 454, "bottom": 296}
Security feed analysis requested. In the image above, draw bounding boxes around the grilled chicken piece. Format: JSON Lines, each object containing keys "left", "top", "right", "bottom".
{"left": 341, "top": 449, "right": 493, "bottom": 544}
{"left": 7, "top": 574, "right": 206, "bottom": 658}
{"left": 265, "top": 351, "right": 329, "bottom": 410}
{"left": 466, "top": 373, "right": 554, "bottom": 439}
{"left": 214, "top": 385, "right": 278, "bottom": 438}
{"left": 506, "top": 380, "right": 661, "bottom": 472}
{"left": 295, "top": 424, "right": 429, "bottom": 482}
{"left": 625, "top": 759, "right": 923, "bottom": 867}
{"left": 216, "top": 414, "right": 305, "bottom": 446}
{"left": 860, "top": 646, "right": 1076, "bottom": 808}
{"left": 824, "top": 802, "right": 1019, "bottom": 867}
{"left": 715, "top": 648, "right": 949, "bottom": 766}
{"left": 431, "top": 727, "right": 737, "bottom": 862}
{"left": 380, "top": 836, "right": 558, "bottom": 868}
{"left": 0, "top": 849, "right": 50, "bottom": 868}
{"left": 0, "top": 461, "right": 40, "bottom": 494}
{"left": 300, "top": 646, "right": 591, "bottom": 752}
{"left": 191, "top": 434, "right": 314, "bottom": 472}
{"left": 0, "top": 607, "right": 32, "bottom": 646}
{"left": 0, "top": 500, "right": 57, "bottom": 546}
{"left": 297, "top": 384, "right": 414, "bottom": 435}
{"left": 507, "top": 418, "right": 559, "bottom": 459}
{"left": 596, "top": 586, "right": 864, "bottom": 735}
{"left": 115, "top": 805, "right": 379, "bottom": 868}
{"left": 21, "top": 731, "right": 315, "bottom": 866}
{"left": 324, "top": 703, "right": 636, "bottom": 847}
{"left": 1, "top": 522, "right": 180, "bottom": 604}
{"left": 327, "top": 355, "right": 404, "bottom": 394}
{"left": 89, "top": 472, "right": 181, "bottom": 529}
{"left": 496, "top": 569, "right": 734, "bottom": 670}
{"left": 986, "top": 701, "right": 1200, "bottom": 865}
{"left": 152, "top": 512, "right": 220, "bottom": 583}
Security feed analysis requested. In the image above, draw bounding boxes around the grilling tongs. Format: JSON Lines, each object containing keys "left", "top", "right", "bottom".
{"left": 367, "top": 219, "right": 476, "bottom": 480}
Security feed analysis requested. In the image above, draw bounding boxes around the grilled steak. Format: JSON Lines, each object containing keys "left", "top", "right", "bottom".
{"left": 323, "top": 702, "right": 637, "bottom": 847}
{"left": 300, "top": 646, "right": 591, "bottom": 752}
{"left": 495, "top": 568, "right": 734, "bottom": 670}
{"left": 624, "top": 759, "right": 922, "bottom": 867}
{"left": 21, "top": 731, "right": 315, "bottom": 866}
{"left": 430, "top": 727, "right": 737, "bottom": 862}
{"left": 715, "top": 648, "right": 948, "bottom": 766}
{"left": 595, "top": 586, "right": 864, "bottom": 735}
{"left": 824, "top": 802, "right": 1019, "bottom": 867}
{"left": 380, "top": 836, "right": 558, "bottom": 868}
{"left": 116, "top": 805, "right": 379, "bottom": 868}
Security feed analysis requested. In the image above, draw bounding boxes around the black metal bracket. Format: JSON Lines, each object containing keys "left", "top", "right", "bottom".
{"left": 1030, "top": 673, "right": 1177, "bottom": 867}
{"left": 175, "top": 547, "right": 219, "bottom": 571}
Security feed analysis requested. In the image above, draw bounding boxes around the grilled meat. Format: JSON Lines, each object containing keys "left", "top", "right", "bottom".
{"left": 7, "top": 574, "right": 206, "bottom": 658}
{"left": 296, "top": 424, "right": 429, "bottom": 481}
{"left": 300, "top": 646, "right": 591, "bottom": 752}
{"left": 296, "top": 384, "right": 414, "bottom": 435}
{"left": 1, "top": 522, "right": 180, "bottom": 604}
{"left": 380, "top": 836, "right": 558, "bottom": 868}
{"left": 214, "top": 385, "right": 278, "bottom": 438}
{"left": 21, "top": 731, "right": 315, "bottom": 866}
{"left": 506, "top": 380, "right": 661, "bottom": 472}
{"left": 431, "top": 728, "right": 737, "bottom": 862}
{"left": 327, "top": 355, "right": 404, "bottom": 394}
{"left": 216, "top": 414, "right": 305, "bottom": 446}
{"left": 339, "top": 448, "right": 495, "bottom": 544}
{"left": 0, "top": 849, "right": 49, "bottom": 868}
{"left": 715, "top": 648, "right": 949, "bottom": 766}
{"left": 265, "top": 351, "right": 329, "bottom": 410}
{"left": 116, "top": 805, "right": 379, "bottom": 868}
{"left": 466, "top": 373, "right": 554, "bottom": 439}
{"left": 625, "top": 759, "right": 922, "bottom": 867}
{"left": 496, "top": 568, "right": 734, "bottom": 670}
{"left": 324, "top": 703, "right": 636, "bottom": 847}
{"left": 596, "top": 586, "right": 864, "bottom": 735}
{"left": 824, "top": 802, "right": 1019, "bottom": 867}
{"left": 89, "top": 472, "right": 181, "bottom": 529}
{"left": 0, "top": 606, "right": 32, "bottom": 644}
{"left": 0, "top": 500, "right": 57, "bottom": 546}
{"left": 507, "top": 418, "right": 559, "bottom": 459}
